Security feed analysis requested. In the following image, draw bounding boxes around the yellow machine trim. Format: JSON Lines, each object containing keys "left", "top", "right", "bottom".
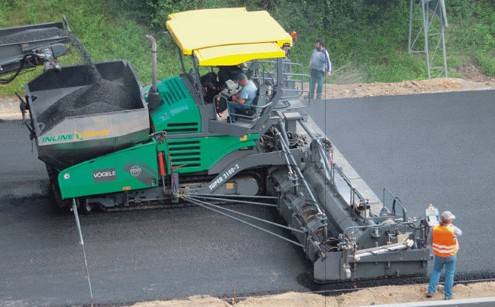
{"left": 194, "top": 43, "right": 285, "bottom": 66}
{"left": 166, "top": 7, "right": 292, "bottom": 63}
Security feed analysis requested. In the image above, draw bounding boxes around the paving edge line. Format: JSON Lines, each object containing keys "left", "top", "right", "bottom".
{"left": 366, "top": 296, "right": 495, "bottom": 307}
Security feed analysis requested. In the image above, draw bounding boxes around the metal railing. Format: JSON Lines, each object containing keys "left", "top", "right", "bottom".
{"left": 331, "top": 163, "right": 369, "bottom": 214}
{"left": 300, "top": 129, "right": 370, "bottom": 219}
{"left": 251, "top": 59, "right": 309, "bottom": 100}
{"left": 343, "top": 220, "right": 418, "bottom": 246}
{"left": 382, "top": 187, "right": 407, "bottom": 221}
{"left": 231, "top": 59, "right": 309, "bottom": 123}
{"left": 281, "top": 61, "right": 309, "bottom": 100}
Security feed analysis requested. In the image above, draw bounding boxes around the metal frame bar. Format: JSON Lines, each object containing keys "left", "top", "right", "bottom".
{"left": 382, "top": 188, "right": 407, "bottom": 221}
{"left": 177, "top": 46, "right": 186, "bottom": 73}
{"left": 276, "top": 127, "right": 322, "bottom": 213}
{"left": 408, "top": 0, "right": 448, "bottom": 78}
{"left": 190, "top": 55, "right": 205, "bottom": 105}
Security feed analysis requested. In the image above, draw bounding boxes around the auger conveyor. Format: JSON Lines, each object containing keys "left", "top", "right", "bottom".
{"left": 25, "top": 61, "right": 150, "bottom": 169}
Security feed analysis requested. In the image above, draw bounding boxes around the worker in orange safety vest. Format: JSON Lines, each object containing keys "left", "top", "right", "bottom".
{"left": 426, "top": 210, "right": 462, "bottom": 300}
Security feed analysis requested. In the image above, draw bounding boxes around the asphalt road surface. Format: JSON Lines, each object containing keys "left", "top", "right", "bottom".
{"left": 0, "top": 120, "right": 309, "bottom": 305}
{"left": 1, "top": 89, "right": 494, "bottom": 305}
{"left": 308, "top": 89, "right": 495, "bottom": 277}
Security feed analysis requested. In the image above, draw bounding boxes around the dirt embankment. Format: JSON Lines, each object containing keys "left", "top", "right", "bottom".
{"left": 133, "top": 281, "right": 495, "bottom": 307}
{"left": 319, "top": 60, "right": 495, "bottom": 99}
{"left": 318, "top": 77, "right": 495, "bottom": 100}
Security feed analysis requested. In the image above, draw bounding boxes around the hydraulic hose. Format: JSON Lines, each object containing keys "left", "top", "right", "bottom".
{"left": 0, "top": 53, "right": 37, "bottom": 84}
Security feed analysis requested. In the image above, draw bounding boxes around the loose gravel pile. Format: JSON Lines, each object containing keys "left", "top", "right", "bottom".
{"left": 26, "top": 30, "right": 139, "bottom": 132}
{"left": 37, "top": 78, "right": 136, "bottom": 132}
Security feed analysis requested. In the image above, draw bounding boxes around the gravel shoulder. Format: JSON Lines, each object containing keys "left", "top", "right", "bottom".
{"left": 314, "top": 77, "right": 495, "bottom": 100}
{"left": 0, "top": 96, "right": 21, "bottom": 119}
{"left": 133, "top": 281, "right": 495, "bottom": 307}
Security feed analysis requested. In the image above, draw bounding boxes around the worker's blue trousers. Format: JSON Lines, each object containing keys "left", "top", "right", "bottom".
{"left": 428, "top": 255, "right": 457, "bottom": 299}
{"left": 227, "top": 102, "right": 252, "bottom": 122}
{"left": 309, "top": 69, "right": 324, "bottom": 99}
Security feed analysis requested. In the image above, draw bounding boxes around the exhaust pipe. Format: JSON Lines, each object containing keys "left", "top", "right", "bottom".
{"left": 146, "top": 35, "right": 160, "bottom": 110}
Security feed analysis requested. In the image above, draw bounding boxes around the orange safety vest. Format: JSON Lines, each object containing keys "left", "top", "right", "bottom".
{"left": 431, "top": 224, "right": 459, "bottom": 257}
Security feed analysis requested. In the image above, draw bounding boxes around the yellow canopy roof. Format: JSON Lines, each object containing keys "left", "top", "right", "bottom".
{"left": 193, "top": 42, "right": 285, "bottom": 66}
{"left": 166, "top": 8, "right": 292, "bottom": 66}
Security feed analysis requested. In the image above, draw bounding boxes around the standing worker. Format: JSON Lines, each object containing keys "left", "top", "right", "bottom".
{"left": 427, "top": 210, "right": 462, "bottom": 300}
{"left": 308, "top": 39, "right": 332, "bottom": 100}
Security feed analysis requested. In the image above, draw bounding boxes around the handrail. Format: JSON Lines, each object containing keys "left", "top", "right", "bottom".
{"left": 253, "top": 59, "right": 309, "bottom": 99}
{"left": 343, "top": 220, "right": 417, "bottom": 242}
{"left": 382, "top": 188, "right": 407, "bottom": 221}
{"left": 332, "top": 163, "right": 368, "bottom": 209}
{"left": 298, "top": 119, "right": 369, "bottom": 216}
{"left": 392, "top": 196, "right": 407, "bottom": 221}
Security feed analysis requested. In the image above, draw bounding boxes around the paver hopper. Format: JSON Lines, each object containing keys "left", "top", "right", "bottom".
{"left": 25, "top": 61, "right": 150, "bottom": 169}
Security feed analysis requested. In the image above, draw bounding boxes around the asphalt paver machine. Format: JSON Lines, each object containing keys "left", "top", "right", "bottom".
{"left": 0, "top": 8, "right": 430, "bottom": 283}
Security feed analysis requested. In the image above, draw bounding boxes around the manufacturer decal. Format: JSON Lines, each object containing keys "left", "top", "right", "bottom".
{"left": 40, "top": 129, "right": 111, "bottom": 144}
{"left": 41, "top": 133, "right": 75, "bottom": 144}
{"left": 125, "top": 163, "right": 154, "bottom": 185}
{"left": 208, "top": 163, "right": 240, "bottom": 191}
{"left": 92, "top": 168, "right": 116, "bottom": 182}
{"left": 129, "top": 165, "right": 143, "bottom": 177}
{"left": 78, "top": 129, "right": 110, "bottom": 140}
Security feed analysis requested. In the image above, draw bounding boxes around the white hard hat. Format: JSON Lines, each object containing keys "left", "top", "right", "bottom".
{"left": 440, "top": 210, "right": 456, "bottom": 222}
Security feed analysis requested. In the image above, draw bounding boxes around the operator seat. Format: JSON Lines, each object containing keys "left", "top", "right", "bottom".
{"left": 231, "top": 79, "right": 268, "bottom": 122}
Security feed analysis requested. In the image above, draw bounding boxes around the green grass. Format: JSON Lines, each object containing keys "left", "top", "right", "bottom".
{"left": 475, "top": 52, "right": 495, "bottom": 76}
{"left": 0, "top": 0, "right": 181, "bottom": 96}
{"left": 0, "top": 0, "right": 493, "bottom": 96}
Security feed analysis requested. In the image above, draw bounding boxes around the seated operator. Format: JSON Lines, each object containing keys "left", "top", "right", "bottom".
{"left": 227, "top": 73, "right": 257, "bottom": 123}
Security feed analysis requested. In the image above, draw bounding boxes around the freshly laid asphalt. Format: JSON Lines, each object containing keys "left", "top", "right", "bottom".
{"left": 0, "top": 122, "right": 309, "bottom": 306}
{"left": 307, "top": 90, "right": 495, "bottom": 277}
{"left": 0, "top": 89, "right": 494, "bottom": 305}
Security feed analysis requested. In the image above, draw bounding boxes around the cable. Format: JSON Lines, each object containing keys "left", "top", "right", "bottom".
{"left": 184, "top": 196, "right": 305, "bottom": 247}
{"left": 189, "top": 195, "right": 277, "bottom": 208}
{"left": 0, "top": 53, "right": 38, "bottom": 84}
{"left": 187, "top": 196, "right": 305, "bottom": 234}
